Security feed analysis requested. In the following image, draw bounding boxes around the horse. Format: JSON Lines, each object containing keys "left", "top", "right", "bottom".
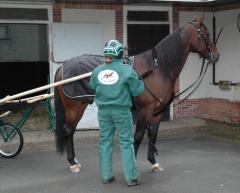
{"left": 54, "top": 15, "right": 220, "bottom": 173}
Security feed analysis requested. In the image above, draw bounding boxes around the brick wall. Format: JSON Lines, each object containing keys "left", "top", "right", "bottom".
{"left": 173, "top": 98, "right": 240, "bottom": 125}
{"left": 53, "top": 5, "right": 62, "bottom": 22}
{"left": 172, "top": 4, "right": 240, "bottom": 125}
{"left": 115, "top": 9, "right": 123, "bottom": 43}
{"left": 53, "top": 2, "right": 123, "bottom": 41}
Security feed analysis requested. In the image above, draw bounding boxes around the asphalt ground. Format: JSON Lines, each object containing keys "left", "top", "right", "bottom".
{"left": 20, "top": 117, "right": 240, "bottom": 153}
{"left": 0, "top": 136, "right": 240, "bottom": 193}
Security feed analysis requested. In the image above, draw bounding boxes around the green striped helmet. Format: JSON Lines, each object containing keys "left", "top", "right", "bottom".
{"left": 104, "top": 40, "right": 124, "bottom": 58}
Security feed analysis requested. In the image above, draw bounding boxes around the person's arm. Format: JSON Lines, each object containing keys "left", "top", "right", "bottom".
{"left": 89, "top": 71, "right": 96, "bottom": 91}
{"left": 128, "top": 69, "right": 144, "bottom": 97}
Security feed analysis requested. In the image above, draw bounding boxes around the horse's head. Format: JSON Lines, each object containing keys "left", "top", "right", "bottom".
{"left": 188, "top": 15, "right": 220, "bottom": 63}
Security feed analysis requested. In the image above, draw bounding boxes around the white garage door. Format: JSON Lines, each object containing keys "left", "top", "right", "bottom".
{"left": 52, "top": 23, "right": 103, "bottom": 61}
{"left": 52, "top": 22, "right": 103, "bottom": 129}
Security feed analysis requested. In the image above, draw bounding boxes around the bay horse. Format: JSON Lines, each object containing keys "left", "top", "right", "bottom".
{"left": 54, "top": 15, "right": 220, "bottom": 173}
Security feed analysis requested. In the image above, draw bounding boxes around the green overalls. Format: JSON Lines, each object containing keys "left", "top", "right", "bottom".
{"left": 89, "top": 59, "right": 144, "bottom": 183}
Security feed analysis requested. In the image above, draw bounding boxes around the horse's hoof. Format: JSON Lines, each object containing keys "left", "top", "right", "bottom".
{"left": 70, "top": 164, "right": 81, "bottom": 173}
{"left": 151, "top": 163, "right": 164, "bottom": 172}
{"left": 76, "top": 162, "right": 81, "bottom": 168}
{"left": 74, "top": 158, "right": 81, "bottom": 167}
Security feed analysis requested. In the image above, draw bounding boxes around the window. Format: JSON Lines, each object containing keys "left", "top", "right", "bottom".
{"left": 127, "top": 11, "right": 169, "bottom": 22}
{"left": 0, "top": 26, "right": 10, "bottom": 40}
{"left": 0, "top": 8, "right": 48, "bottom": 21}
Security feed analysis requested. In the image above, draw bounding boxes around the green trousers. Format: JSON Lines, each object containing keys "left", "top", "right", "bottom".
{"left": 98, "top": 106, "right": 138, "bottom": 183}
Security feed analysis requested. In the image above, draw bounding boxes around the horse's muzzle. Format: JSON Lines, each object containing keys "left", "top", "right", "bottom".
{"left": 208, "top": 51, "right": 220, "bottom": 63}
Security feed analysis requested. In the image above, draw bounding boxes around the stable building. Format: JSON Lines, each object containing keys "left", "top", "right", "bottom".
{"left": 0, "top": 0, "right": 239, "bottom": 128}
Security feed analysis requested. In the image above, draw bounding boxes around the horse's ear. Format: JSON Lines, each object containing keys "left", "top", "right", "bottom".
{"left": 192, "top": 15, "right": 204, "bottom": 25}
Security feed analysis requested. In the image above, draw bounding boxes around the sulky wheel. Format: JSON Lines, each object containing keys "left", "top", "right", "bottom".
{"left": 0, "top": 124, "right": 24, "bottom": 158}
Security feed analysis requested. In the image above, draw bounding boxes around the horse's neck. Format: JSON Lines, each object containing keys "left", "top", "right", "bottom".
{"left": 172, "top": 31, "right": 191, "bottom": 82}
{"left": 173, "top": 27, "right": 196, "bottom": 80}
{"left": 155, "top": 29, "right": 190, "bottom": 83}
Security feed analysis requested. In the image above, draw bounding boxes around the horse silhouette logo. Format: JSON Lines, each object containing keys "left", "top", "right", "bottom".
{"left": 98, "top": 70, "right": 119, "bottom": 85}
{"left": 103, "top": 72, "right": 114, "bottom": 79}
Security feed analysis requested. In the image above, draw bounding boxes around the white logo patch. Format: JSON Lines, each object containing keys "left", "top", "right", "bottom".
{"left": 98, "top": 70, "right": 119, "bottom": 85}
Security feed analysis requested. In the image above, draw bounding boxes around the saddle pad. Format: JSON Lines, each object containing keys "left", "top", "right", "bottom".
{"left": 62, "top": 54, "right": 103, "bottom": 101}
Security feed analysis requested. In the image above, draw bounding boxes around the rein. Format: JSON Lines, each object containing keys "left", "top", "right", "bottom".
{"left": 134, "top": 48, "right": 208, "bottom": 116}
{"left": 151, "top": 57, "right": 208, "bottom": 116}
{"left": 175, "top": 59, "right": 209, "bottom": 105}
{"left": 174, "top": 58, "right": 206, "bottom": 99}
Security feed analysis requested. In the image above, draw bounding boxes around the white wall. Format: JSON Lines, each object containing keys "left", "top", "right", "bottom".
{"left": 179, "top": 9, "right": 240, "bottom": 101}
{"left": 52, "top": 22, "right": 103, "bottom": 61}
{"left": 62, "top": 9, "right": 115, "bottom": 48}
{"left": 214, "top": 9, "right": 240, "bottom": 101}
{"left": 0, "top": 24, "right": 48, "bottom": 62}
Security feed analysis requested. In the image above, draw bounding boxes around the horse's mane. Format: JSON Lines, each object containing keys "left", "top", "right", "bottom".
{"left": 141, "top": 28, "right": 185, "bottom": 80}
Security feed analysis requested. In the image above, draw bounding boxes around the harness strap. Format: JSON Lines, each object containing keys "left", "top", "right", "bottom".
{"left": 141, "top": 70, "right": 153, "bottom": 79}
{"left": 133, "top": 67, "right": 165, "bottom": 110}
{"left": 152, "top": 47, "right": 158, "bottom": 61}
{"left": 152, "top": 92, "right": 175, "bottom": 116}
{"left": 133, "top": 48, "right": 174, "bottom": 117}
{"left": 138, "top": 48, "right": 158, "bottom": 79}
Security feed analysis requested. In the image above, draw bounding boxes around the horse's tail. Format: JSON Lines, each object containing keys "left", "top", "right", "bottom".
{"left": 54, "top": 70, "right": 65, "bottom": 153}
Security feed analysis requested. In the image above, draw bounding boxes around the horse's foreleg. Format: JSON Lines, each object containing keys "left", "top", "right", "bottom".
{"left": 147, "top": 123, "right": 164, "bottom": 172}
{"left": 134, "top": 120, "right": 146, "bottom": 157}
{"left": 64, "top": 124, "right": 81, "bottom": 173}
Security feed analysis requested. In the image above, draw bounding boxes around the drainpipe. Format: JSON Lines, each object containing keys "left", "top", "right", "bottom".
{"left": 212, "top": 15, "right": 218, "bottom": 85}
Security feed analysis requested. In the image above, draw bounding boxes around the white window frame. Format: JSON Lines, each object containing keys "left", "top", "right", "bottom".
{"left": 123, "top": 5, "right": 173, "bottom": 47}
{"left": 0, "top": 2, "right": 53, "bottom": 79}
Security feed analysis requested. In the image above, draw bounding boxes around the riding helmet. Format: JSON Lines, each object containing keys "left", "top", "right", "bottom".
{"left": 104, "top": 40, "right": 124, "bottom": 58}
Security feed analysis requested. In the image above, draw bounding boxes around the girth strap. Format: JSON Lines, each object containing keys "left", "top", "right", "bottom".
{"left": 152, "top": 92, "right": 175, "bottom": 116}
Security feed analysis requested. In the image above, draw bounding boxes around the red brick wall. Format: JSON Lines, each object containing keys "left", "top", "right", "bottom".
{"left": 53, "top": 3, "right": 123, "bottom": 41}
{"left": 173, "top": 98, "right": 240, "bottom": 125}
{"left": 53, "top": 5, "right": 62, "bottom": 22}
{"left": 172, "top": 4, "right": 240, "bottom": 125}
{"left": 115, "top": 9, "right": 123, "bottom": 43}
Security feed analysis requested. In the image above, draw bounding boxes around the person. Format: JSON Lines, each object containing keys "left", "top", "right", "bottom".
{"left": 89, "top": 40, "right": 144, "bottom": 186}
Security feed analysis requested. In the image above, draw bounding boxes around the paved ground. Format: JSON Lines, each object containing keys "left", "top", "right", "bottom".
{"left": 1, "top": 136, "right": 240, "bottom": 193}
{"left": 20, "top": 117, "right": 240, "bottom": 153}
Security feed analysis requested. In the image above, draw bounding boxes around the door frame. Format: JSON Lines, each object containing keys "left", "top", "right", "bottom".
{"left": 0, "top": 2, "right": 53, "bottom": 80}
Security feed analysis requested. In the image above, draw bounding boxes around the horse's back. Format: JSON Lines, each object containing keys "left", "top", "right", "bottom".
{"left": 59, "top": 54, "right": 103, "bottom": 101}
{"left": 63, "top": 54, "right": 103, "bottom": 76}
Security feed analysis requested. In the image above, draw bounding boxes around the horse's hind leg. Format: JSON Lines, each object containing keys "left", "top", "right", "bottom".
{"left": 147, "top": 122, "right": 164, "bottom": 172}
{"left": 63, "top": 124, "right": 81, "bottom": 172}
{"left": 65, "top": 103, "right": 88, "bottom": 173}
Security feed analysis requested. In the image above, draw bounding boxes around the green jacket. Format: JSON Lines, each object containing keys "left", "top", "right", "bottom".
{"left": 89, "top": 59, "right": 144, "bottom": 108}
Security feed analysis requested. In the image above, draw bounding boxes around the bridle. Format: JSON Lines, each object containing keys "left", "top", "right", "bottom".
{"left": 188, "top": 19, "right": 216, "bottom": 61}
